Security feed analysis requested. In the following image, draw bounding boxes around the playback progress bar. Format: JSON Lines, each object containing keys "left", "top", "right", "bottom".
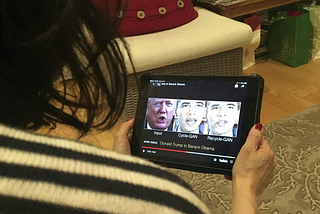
{"left": 141, "top": 146, "right": 235, "bottom": 159}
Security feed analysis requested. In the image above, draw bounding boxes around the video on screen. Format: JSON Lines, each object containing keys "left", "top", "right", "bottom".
{"left": 144, "top": 98, "right": 241, "bottom": 138}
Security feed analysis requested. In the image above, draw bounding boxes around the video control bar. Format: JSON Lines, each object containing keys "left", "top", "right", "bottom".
{"left": 141, "top": 146, "right": 235, "bottom": 164}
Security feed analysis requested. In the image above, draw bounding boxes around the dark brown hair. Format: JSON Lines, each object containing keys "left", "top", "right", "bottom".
{"left": 0, "top": 0, "right": 129, "bottom": 136}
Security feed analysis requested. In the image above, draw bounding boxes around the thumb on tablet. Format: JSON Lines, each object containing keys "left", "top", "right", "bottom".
{"left": 243, "top": 123, "right": 263, "bottom": 150}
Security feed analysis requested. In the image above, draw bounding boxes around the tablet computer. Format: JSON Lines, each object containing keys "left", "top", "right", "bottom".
{"left": 131, "top": 74, "right": 264, "bottom": 175}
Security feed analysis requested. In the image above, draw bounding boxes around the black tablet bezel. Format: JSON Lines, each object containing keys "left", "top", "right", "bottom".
{"left": 131, "top": 74, "right": 264, "bottom": 175}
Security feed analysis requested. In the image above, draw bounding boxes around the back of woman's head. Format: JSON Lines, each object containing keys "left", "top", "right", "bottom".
{"left": 0, "top": 0, "right": 129, "bottom": 136}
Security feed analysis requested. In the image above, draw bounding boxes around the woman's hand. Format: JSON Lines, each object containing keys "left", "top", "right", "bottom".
{"left": 233, "top": 123, "right": 275, "bottom": 196}
{"left": 113, "top": 118, "right": 134, "bottom": 155}
{"left": 231, "top": 123, "right": 275, "bottom": 214}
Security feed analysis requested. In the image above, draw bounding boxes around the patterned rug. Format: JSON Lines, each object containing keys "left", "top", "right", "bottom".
{"left": 170, "top": 104, "right": 320, "bottom": 214}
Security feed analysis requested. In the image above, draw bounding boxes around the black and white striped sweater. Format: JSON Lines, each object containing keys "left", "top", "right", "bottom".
{"left": 0, "top": 124, "right": 211, "bottom": 214}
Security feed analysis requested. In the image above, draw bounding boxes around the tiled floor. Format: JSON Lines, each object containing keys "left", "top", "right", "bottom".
{"left": 39, "top": 58, "right": 320, "bottom": 149}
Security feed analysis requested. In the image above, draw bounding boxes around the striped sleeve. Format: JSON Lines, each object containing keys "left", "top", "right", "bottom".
{"left": 0, "top": 124, "right": 211, "bottom": 214}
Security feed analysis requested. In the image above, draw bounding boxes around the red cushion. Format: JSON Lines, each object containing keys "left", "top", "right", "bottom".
{"left": 92, "top": 0, "right": 198, "bottom": 37}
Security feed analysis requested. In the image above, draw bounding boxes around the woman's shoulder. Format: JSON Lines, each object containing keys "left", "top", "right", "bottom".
{"left": 0, "top": 124, "right": 210, "bottom": 214}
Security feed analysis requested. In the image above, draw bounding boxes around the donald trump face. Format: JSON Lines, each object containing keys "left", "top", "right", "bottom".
{"left": 146, "top": 98, "right": 175, "bottom": 130}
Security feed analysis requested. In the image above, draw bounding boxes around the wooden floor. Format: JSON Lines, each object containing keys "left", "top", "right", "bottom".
{"left": 40, "top": 58, "right": 320, "bottom": 149}
{"left": 244, "top": 58, "right": 320, "bottom": 125}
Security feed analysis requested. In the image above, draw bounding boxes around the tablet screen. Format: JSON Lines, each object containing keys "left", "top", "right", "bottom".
{"left": 132, "top": 75, "right": 262, "bottom": 173}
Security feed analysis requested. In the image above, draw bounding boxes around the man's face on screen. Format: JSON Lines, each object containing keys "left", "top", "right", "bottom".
{"left": 207, "top": 101, "right": 239, "bottom": 136}
{"left": 147, "top": 99, "right": 175, "bottom": 130}
{"left": 178, "top": 100, "right": 205, "bottom": 133}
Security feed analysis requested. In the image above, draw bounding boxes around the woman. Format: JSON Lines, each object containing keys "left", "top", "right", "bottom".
{"left": 0, "top": 1, "right": 274, "bottom": 213}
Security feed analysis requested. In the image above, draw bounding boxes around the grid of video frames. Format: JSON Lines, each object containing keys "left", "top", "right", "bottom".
{"left": 144, "top": 98, "right": 241, "bottom": 137}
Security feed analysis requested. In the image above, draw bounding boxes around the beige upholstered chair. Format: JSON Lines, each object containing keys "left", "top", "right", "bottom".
{"left": 119, "top": 7, "right": 253, "bottom": 121}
